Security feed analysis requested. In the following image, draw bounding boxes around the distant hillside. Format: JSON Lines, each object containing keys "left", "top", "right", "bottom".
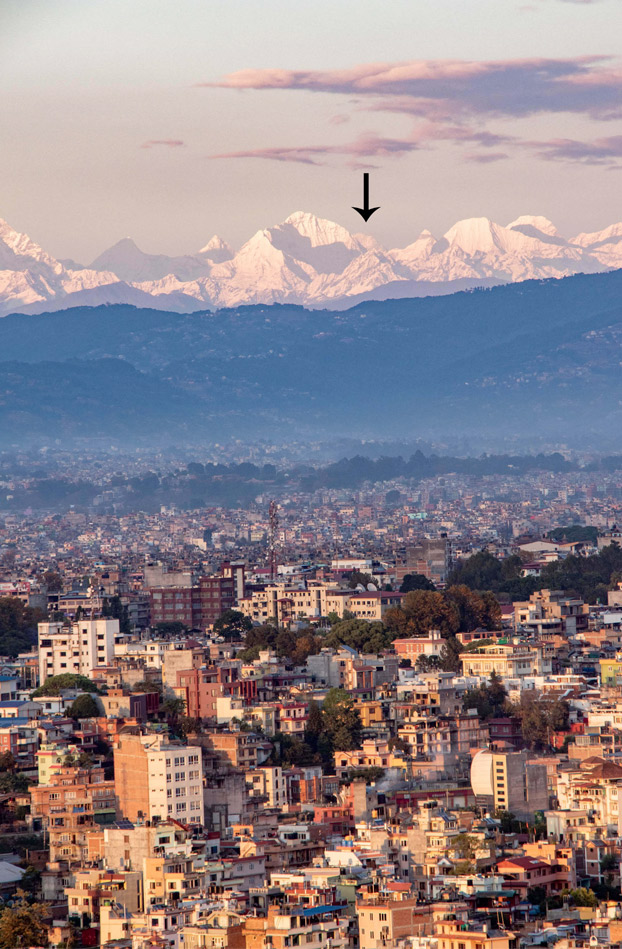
{"left": 2, "top": 268, "right": 622, "bottom": 445}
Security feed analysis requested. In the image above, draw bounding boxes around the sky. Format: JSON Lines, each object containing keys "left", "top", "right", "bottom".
{"left": 2, "top": 0, "right": 622, "bottom": 260}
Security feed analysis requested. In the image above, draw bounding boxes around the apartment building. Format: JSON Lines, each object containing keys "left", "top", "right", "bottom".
{"left": 514, "top": 588, "right": 589, "bottom": 636}
{"left": 460, "top": 642, "right": 552, "bottom": 678}
{"left": 37, "top": 618, "right": 118, "bottom": 682}
{"left": 239, "top": 582, "right": 402, "bottom": 626}
{"left": 113, "top": 733, "right": 203, "bottom": 823}
{"left": 149, "top": 564, "right": 243, "bottom": 629}
{"left": 470, "top": 749, "right": 549, "bottom": 820}
{"left": 29, "top": 765, "right": 116, "bottom": 864}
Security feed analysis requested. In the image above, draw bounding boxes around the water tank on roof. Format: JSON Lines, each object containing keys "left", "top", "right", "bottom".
{"left": 470, "top": 749, "right": 494, "bottom": 797}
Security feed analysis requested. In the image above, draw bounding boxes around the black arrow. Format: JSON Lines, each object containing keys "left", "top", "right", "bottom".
{"left": 352, "top": 172, "right": 380, "bottom": 222}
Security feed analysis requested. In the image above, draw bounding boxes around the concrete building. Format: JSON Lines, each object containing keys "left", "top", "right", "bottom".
{"left": 37, "top": 618, "right": 117, "bottom": 682}
{"left": 514, "top": 589, "right": 589, "bottom": 636}
{"left": 470, "top": 749, "right": 549, "bottom": 820}
{"left": 113, "top": 733, "right": 203, "bottom": 823}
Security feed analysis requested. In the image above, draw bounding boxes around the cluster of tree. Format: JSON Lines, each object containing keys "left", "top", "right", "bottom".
{"left": 0, "top": 894, "right": 49, "bottom": 948}
{"left": 67, "top": 693, "right": 100, "bottom": 719}
{"left": 547, "top": 525, "right": 598, "bottom": 545}
{"left": 32, "top": 673, "right": 100, "bottom": 697}
{"left": 212, "top": 609, "right": 253, "bottom": 640}
{"left": 462, "top": 672, "right": 507, "bottom": 720}
{"left": 101, "top": 594, "right": 131, "bottom": 634}
{"left": 450, "top": 543, "right": 622, "bottom": 604}
{"left": 268, "top": 690, "right": 363, "bottom": 770}
{"left": 237, "top": 622, "right": 322, "bottom": 664}
{"left": 527, "top": 885, "right": 599, "bottom": 913}
{"left": 400, "top": 574, "right": 436, "bottom": 593}
{"left": 0, "top": 596, "right": 45, "bottom": 658}
{"left": 297, "top": 451, "right": 573, "bottom": 492}
{"left": 507, "top": 692, "right": 570, "bottom": 750}
{"left": 323, "top": 619, "right": 392, "bottom": 655}
{"left": 447, "top": 551, "right": 536, "bottom": 600}
{"left": 385, "top": 587, "right": 500, "bottom": 639}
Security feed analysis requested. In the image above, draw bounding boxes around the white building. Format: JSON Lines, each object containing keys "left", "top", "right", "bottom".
{"left": 38, "top": 619, "right": 117, "bottom": 683}
{"left": 114, "top": 733, "right": 204, "bottom": 824}
{"left": 146, "top": 738, "right": 203, "bottom": 823}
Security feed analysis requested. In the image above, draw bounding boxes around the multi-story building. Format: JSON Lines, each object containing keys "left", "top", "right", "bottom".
{"left": 514, "top": 588, "right": 589, "bottom": 636}
{"left": 396, "top": 536, "right": 454, "bottom": 585}
{"left": 149, "top": 566, "right": 241, "bottom": 629}
{"left": 37, "top": 618, "right": 118, "bottom": 682}
{"left": 29, "top": 765, "right": 116, "bottom": 864}
{"left": 113, "top": 733, "right": 204, "bottom": 823}
{"left": 460, "top": 642, "right": 552, "bottom": 679}
{"left": 470, "top": 749, "right": 549, "bottom": 820}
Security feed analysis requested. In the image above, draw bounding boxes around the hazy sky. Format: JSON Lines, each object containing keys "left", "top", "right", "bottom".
{"left": 3, "top": 0, "right": 622, "bottom": 260}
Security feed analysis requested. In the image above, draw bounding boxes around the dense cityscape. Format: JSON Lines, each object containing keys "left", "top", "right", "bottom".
{"left": 2, "top": 449, "right": 622, "bottom": 948}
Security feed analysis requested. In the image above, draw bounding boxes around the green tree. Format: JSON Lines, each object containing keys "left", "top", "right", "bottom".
{"left": 462, "top": 672, "right": 508, "bottom": 720}
{"left": 0, "top": 895, "right": 49, "bottom": 948}
{"left": 568, "top": 887, "right": 598, "bottom": 907}
{"left": 400, "top": 574, "right": 436, "bottom": 593}
{"left": 510, "top": 692, "right": 570, "bottom": 749}
{"left": 322, "top": 688, "right": 362, "bottom": 752}
{"left": 32, "top": 673, "right": 100, "bottom": 697}
{"left": 0, "top": 751, "right": 16, "bottom": 773}
{"left": 452, "top": 833, "right": 478, "bottom": 862}
{"left": 43, "top": 570, "right": 63, "bottom": 592}
{"left": 401, "top": 590, "right": 460, "bottom": 637}
{"left": 213, "top": 609, "right": 253, "bottom": 640}
{"left": 346, "top": 570, "right": 374, "bottom": 590}
{"left": 132, "top": 680, "right": 163, "bottom": 696}
{"left": 68, "top": 693, "right": 100, "bottom": 719}
{"left": 0, "top": 597, "right": 45, "bottom": 658}
{"left": 154, "top": 621, "right": 187, "bottom": 636}
{"left": 161, "top": 697, "right": 186, "bottom": 720}
{"left": 324, "top": 619, "right": 391, "bottom": 654}
{"left": 102, "top": 595, "right": 130, "bottom": 634}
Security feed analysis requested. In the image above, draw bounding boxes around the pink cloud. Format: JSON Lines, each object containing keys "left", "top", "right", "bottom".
{"left": 202, "top": 56, "right": 622, "bottom": 121}
{"left": 140, "top": 139, "right": 185, "bottom": 149}
{"left": 528, "top": 134, "right": 622, "bottom": 165}
{"left": 209, "top": 125, "right": 515, "bottom": 167}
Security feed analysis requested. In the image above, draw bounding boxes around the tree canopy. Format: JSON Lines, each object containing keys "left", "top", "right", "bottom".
{"left": 32, "top": 673, "right": 100, "bottom": 697}
{"left": 213, "top": 608, "right": 252, "bottom": 640}
{"left": 68, "top": 693, "right": 100, "bottom": 719}
{"left": 0, "top": 596, "right": 45, "bottom": 658}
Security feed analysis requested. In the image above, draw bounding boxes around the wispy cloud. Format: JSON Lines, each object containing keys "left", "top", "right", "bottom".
{"left": 529, "top": 134, "right": 622, "bottom": 165}
{"left": 464, "top": 151, "right": 511, "bottom": 163}
{"left": 210, "top": 125, "right": 515, "bottom": 168}
{"left": 140, "top": 139, "right": 185, "bottom": 149}
{"left": 202, "top": 56, "right": 622, "bottom": 121}
{"left": 204, "top": 56, "right": 622, "bottom": 170}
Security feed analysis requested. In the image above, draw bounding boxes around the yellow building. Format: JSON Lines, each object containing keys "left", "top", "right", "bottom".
{"left": 600, "top": 656, "right": 622, "bottom": 687}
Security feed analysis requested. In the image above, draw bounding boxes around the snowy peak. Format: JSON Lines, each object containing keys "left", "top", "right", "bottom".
{"left": 0, "top": 217, "right": 62, "bottom": 272}
{"left": 198, "top": 235, "right": 234, "bottom": 262}
{"left": 1, "top": 209, "right": 622, "bottom": 316}
{"left": 508, "top": 215, "right": 559, "bottom": 237}
{"left": 90, "top": 237, "right": 214, "bottom": 282}
{"left": 282, "top": 211, "right": 360, "bottom": 250}
{"left": 443, "top": 217, "right": 507, "bottom": 255}
{"left": 572, "top": 221, "right": 622, "bottom": 248}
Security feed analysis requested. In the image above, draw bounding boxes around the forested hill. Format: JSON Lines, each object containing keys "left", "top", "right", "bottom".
{"left": 2, "top": 268, "right": 622, "bottom": 444}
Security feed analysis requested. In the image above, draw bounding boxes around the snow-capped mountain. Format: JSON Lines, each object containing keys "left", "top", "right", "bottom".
{"left": 2, "top": 210, "right": 622, "bottom": 316}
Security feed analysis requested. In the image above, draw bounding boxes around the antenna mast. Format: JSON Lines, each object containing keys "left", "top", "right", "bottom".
{"left": 268, "top": 501, "right": 279, "bottom": 582}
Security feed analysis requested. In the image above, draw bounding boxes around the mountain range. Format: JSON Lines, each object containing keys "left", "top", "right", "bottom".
{"left": 3, "top": 211, "right": 622, "bottom": 316}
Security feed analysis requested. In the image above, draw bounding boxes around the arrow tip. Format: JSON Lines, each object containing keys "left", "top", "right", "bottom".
{"left": 352, "top": 206, "right": 380, "bottom": 222}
